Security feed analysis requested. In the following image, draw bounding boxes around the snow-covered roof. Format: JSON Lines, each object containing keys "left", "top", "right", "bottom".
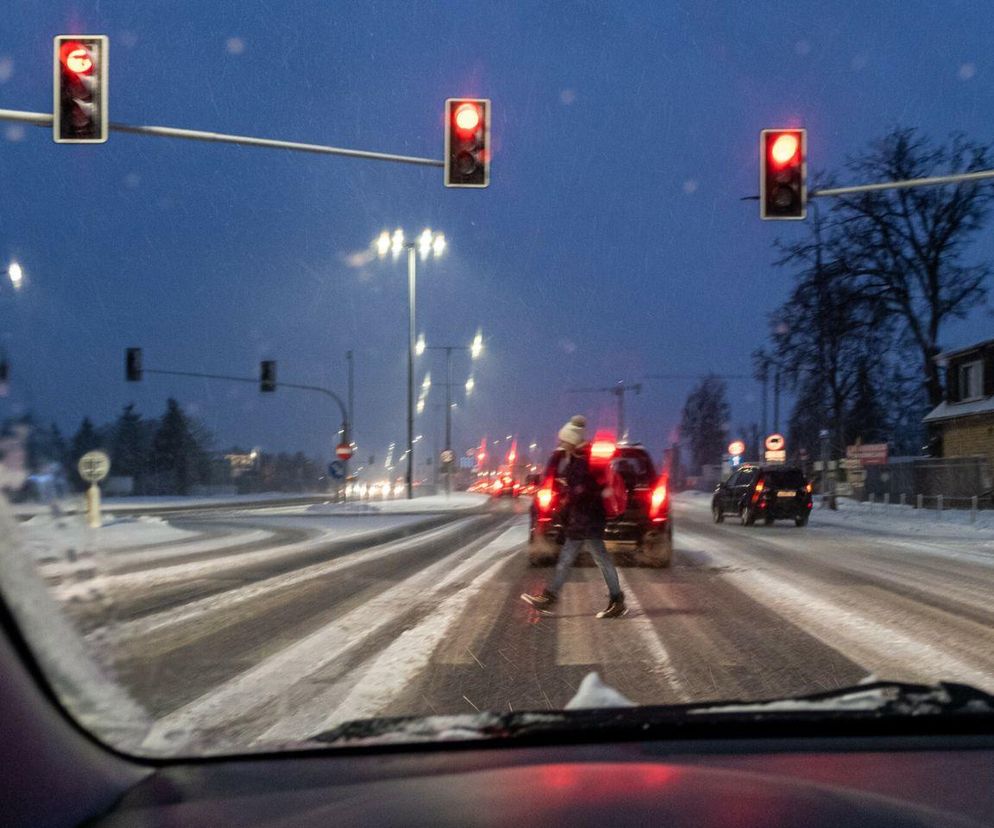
{"left": 936, "top": 338, "right": 994, "bottom": 362}
{"left": 923, "top": 397, "right": 994, "bottom": 423}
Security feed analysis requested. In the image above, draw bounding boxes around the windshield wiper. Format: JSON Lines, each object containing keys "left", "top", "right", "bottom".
{"left": 309, "top": 680, "right": 994, "bottom": 749}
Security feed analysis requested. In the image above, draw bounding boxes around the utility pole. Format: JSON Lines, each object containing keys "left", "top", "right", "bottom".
{"left": 567, "top": 382, "right": 642, "bottom": 441}
{"left": 346, "top": 349, "right": 354, "bottom": 489}
{"left": 773, "top": 368, "right": 781, "bottom": 434}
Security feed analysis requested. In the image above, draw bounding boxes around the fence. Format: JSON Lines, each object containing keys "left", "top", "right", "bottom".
{"left": 851, "top": 491, "right": 994, "bottom": 524}
{"left": 861, "top": 456, "right": 991, "bottom": 501}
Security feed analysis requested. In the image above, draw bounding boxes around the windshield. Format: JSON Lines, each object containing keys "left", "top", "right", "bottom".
{"left": 2, "top": 2, "right": 994, "bottom": 758}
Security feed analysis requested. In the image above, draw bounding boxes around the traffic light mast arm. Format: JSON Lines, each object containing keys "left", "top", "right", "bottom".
{"left": 141, "top": 368, "right": 349, "bottom": 439}
{"left": 743, "top": 168, "right": 994, "bottom": 202}
{"left": 0, "top": 107, "right": 443, "bottom": 168}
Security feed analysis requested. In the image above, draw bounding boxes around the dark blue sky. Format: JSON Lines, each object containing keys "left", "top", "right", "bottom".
{"left": 2, "top": 1, "right": 993, "bottom": 473}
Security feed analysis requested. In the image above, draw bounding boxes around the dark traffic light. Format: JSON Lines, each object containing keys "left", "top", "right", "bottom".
{"left": 125, "top": 348, "right": 142, "bottom": 382}
{"left": 260, "top": 360, "right": 277, "bottom": 392}
{"left": 760, "top": 128, "right": 806, "bottom": 220}
{"left": 53, "top": 35, "right": 108, "bottom": 144}
{"left": 444, "top": 98, "right": 490, "bottom": 188}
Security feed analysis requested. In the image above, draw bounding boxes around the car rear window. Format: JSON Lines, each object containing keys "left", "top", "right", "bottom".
{"left": 614, "top": 451, "right": 656, "bottom": 485}
{"left": 764, "top": 469, "right": 806, "bottom": 488}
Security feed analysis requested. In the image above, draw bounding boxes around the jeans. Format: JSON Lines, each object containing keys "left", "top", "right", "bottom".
{"left": 548, "top": 537, "right": 622, "bottom": 599}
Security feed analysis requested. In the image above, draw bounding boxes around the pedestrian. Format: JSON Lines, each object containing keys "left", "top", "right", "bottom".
{"left": 521, "top": 415, "right": 627, "bottom": 618}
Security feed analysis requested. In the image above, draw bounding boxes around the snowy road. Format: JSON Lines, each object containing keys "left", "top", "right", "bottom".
{"left": 28, "top": 493, "right": 994, "bottom": 754}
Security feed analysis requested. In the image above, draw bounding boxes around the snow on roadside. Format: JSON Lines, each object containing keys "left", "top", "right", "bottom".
{"left": 565, "top": 672, "right": 635, "bottom": 710}
{"left": 306, "top": 492, "right": 490, "bottom": 514}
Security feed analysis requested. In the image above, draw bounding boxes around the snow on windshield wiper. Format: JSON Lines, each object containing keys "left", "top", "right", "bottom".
{"left": 308, "top": 676, "right": 994, "bottom": 749}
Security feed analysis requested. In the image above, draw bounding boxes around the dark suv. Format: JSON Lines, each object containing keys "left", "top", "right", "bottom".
{"left": 712, "top": 464, "right": 812, "bottom": 527}
{"left": 528, "top": 443, "right": 673, "bottom": 567}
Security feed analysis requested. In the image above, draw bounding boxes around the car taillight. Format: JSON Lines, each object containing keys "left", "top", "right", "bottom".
{"left": 752, "top": 478, "right": 765, "bottom": 503}
{"left": 492, "top": 480, "right": 502, "bottom": 492}
{"left": 537, "top": 483, "right": 555, "bottom": 512}
{"left": 591, "top": 440, "right": 616, "bottom": 461}
{"left": 649, "top": 479, "right": 668, "bottom": 520}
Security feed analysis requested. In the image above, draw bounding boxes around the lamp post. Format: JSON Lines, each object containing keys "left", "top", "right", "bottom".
{"left": 417, "top": 329, "right": 484, "bottom": 494}
{"left": 374, "top": 228, "right": 446, "bottom": 499}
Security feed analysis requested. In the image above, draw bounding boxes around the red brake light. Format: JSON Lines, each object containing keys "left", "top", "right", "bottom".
{"left": 770, "top": 133, "right": 799, "bottom": 167}
{"left": 537, "top": 480, "right": 555, "bottom": 512}
{"left": 591, "top": 440, "right": 616, "bottom": 461}
{"left": 752, "top": 478, "right": 765, "bottom": 504}
{"left": 650, "top": 480, "right": 668, "bottom": 520}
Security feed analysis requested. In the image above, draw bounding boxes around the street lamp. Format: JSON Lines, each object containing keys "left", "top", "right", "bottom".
{"left": 417, "top": 330, "right": 484, "bottom": 494}
{"left": 374, "top": 227, "right": 446, "bottom": 499}
{"left": 8, "top": 261, "right": 24, "bottom": 291}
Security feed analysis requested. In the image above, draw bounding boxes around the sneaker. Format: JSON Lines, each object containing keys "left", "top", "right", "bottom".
{"left": 596, "top": 595, "right": 628, "bottom": 619}
{"left": 521, "top": 590, "right": 557, "bottom": 612}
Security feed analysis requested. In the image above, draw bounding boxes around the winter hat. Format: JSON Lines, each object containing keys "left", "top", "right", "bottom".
{"left": 557, "top": 415, "right": 587, "bottom": 447}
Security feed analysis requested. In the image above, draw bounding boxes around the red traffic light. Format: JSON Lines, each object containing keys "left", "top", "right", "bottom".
{"left": 453, "top": 103, "right": 481, "bottom": 133}
{"left": 59, "top": 40, "right": 95, "bottom": 75}
{"left": 769, "top": 132, "right": 800, "bottom": 167}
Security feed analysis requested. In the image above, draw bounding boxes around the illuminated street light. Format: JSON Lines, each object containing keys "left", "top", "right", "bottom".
{"left": 371, "top": 227, "right": 448, "bottom": 499}
{"left": 470, "top": 329, "right": 484, "bottom": 359}
{"left": 465, "top": 375, "right": 475, "bottom": 395}
{"left": 375, "top": 231, "right": 391, "bottom": 258}
{"left": 8, "top": 262, "right": 24, "bottom": 291}
{"left": 415, "top": 333, "right": 426, "bottom": 356}
{"left": 422, "top": 372, "right": 431, "bottom": 391}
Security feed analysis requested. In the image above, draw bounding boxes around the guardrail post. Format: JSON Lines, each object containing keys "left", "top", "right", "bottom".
{"left": 884, "top": 492, "right": 890, "bottom": 506}
{"left": 971, "top": 495, "right": 978, "bottom": 524}
{"left": 937, "top": 494, "right": 943, "bottom": 520}
{"left": 917, "top": 493, "right": 923, "bottom": 511}
{"left": 899, "top": 493, "right": 906, "bottom": 507}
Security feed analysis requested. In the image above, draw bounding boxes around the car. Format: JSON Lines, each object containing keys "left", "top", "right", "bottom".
{"left": 712, "top": 464, "right": 813, "bottom": 527}
{"left": 491, "top": 475, "right": 520, "bottom": 498}
{"left": 528, "top": 442, "right": 673, "bottom": 567}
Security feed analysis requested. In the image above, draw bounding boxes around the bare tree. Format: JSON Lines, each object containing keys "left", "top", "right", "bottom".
{"left": 679, "top": 375, "right": 729, "bottom": 474}
{"left": 833, "top": 128, "right": 994, "bottom": 408}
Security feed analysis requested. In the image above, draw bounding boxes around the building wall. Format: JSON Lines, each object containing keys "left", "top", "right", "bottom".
{"left": 942, "top": 414, "right": 994, "bottom": 468}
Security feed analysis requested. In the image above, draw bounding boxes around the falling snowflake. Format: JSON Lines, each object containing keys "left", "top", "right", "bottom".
{"left": 226, "top": 37, "right": 246, "bottom": 55}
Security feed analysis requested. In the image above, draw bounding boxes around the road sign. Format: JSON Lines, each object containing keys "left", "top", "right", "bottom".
{"left": 77, "top": 450, "right": 110, "bottom": 483}
{"left": 441, "top": 449, "right": 455, "bottom": 465}
{"left": 328, "top": 460, "right": 346, "bottom": 480}
{"left": 846, "top": 443, "right": 888, "bottom": 466}
{"left": 764, "top": 433, "right": 785, "bottom": 452}
{"left": 336, "top": 443, "right": 353, "bottom": 460}
{"left": 728, "top": 440, "right": 746, "bottom": 457}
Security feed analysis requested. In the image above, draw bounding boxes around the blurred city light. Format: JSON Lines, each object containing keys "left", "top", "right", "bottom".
{"left": 375, "top": 231, "right": 391, "bottom": 258}
{"left": 432, "top": 234, "right": 446, "bottom": 257}
{"left": 421, "top": 372, "right": 431, "bottom": 391}
{"left": 465, "top": 375, "right": 475, "bottom": 395}
{"left": 8, "top": 261, "right": 23, "bottom": 290}
{"left": 470, "top": 329, "right": 484, "bottom": 359}
{"left": 390, "top": 228, "right": 404, "bottom": 258}
{"left": 415, "top": 333, "right": 426, "bottom": 356}
{"left": 418, "top": 228, "right": 433, "bottom": 260}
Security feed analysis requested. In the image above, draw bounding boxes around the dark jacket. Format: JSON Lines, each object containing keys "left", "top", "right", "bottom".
{"left": 561, "top": 446, "right": 607, "bottom": 540}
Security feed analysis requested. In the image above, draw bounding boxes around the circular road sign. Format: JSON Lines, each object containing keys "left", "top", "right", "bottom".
{"left": 765, "top": 433, "right": 785, "bottom": 452}
{"left": 335, "top": 443, "right": 353, "bottom": 461}
{"left": 727, "top": 440, "right": 746, "bottom": 457}
{"left": 78, "top": 450, "right": 110, "bottom": 483}
{"left": 441, "top": 449, "right": 455, "bottom": 465}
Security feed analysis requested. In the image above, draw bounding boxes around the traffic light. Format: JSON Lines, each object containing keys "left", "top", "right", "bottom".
{"left": 444, "top": 98, "right": 490, "bottom": 188}
{"left": 125, "top": 348, "right": 142, "bottom": 382}
{"left": 260, "top": 360, "right": 277, "bottom": 392}
{"left": 53, "top": 35, "right": 108, "bottom": 144}
{"left": 760, "top": 128, "right": 806, "bottom": 219}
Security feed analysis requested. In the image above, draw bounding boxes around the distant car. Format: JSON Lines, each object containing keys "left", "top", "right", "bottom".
{"left": 491, "top": 476, "right": 520, "bottom": 498}
{"left": 712, "top": 464, "right": 812, "bottom": 527}
{"left": 528, "top": 442, "right": 672, "bottom": 567}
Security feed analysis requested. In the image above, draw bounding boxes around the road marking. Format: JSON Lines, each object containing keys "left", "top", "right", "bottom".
{"left": 92, "top": 518, "right": 481, "bottom": 646}
{"left": 143, "top": 522, "right": 523, "bottom": 752}
{"left": 677, "top": 526, "right": 994, "bottom": 692}
{"left": 617, "top": 571, "right": 690, "bottom": 702}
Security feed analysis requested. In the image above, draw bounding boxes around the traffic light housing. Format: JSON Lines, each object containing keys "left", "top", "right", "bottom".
{"left": 444, "top": 98, "right": 490, "bottom": 188}
{"left": 760, "top": 128, "right": 806, "bottom": 219}
{"left": 53, "top": 35, "right": 108, "bottom": 144}
{"left": 260, "top": 360, "right": 277, "bottom": 392}
{"left": 125, "top": 348, "right": 142, "bottom": 382}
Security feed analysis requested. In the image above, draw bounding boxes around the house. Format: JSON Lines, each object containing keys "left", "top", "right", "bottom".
{"left": 923, "top": 337, "right": 994, "bottom": 470}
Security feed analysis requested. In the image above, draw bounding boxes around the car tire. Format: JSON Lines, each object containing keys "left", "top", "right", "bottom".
{"left": 740, "top": 506, "right": 756, "bottom": 527}
{"left": 637, "top": 527, "right": 673, "bottom": 568}
{"left": 795, "top": 514, "right": 809, "bottom": 527}
{"left": 712, "top": 502, "right": 724, "bottom": 523}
